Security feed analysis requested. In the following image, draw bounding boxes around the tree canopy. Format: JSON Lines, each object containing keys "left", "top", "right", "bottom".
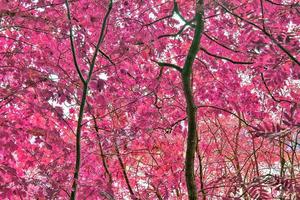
{"left": 1, "top": 0, "right": 300, "bottom": 199}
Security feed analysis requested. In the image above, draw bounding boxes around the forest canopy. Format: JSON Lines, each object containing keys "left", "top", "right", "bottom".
{"left": 0, "top": 0, "right": 300, "bottom": 199}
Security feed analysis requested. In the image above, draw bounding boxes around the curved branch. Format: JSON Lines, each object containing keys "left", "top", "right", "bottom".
{"left": 260, "top": 73, "right": 293, "bottom": 104}
{"left": 200, "top": 47, "right": 254, "bottom": 65}
{"left": 144, "top": 0, "right": 179, "bottom": 26}
{"left": 152, "top": 60, "right": 182, "bottom": 72}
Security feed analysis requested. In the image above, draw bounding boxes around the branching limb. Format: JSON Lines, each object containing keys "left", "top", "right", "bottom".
{"left": 144, "top": 0, "right": 183, "bottom": 27}
{"left": 158, "top": 22, "right": 189, "bottom": 39}
{"left": 152, "top": 59, "right": 182, "bottom": 72}
{"left": 67, "top": 0, "right": 113, "bottom": 199}
{"left": 87, "top": 0, "right": 113, "bottom": 82}
{"left": 218, "top": 2, "right": 300, "bottom": 66}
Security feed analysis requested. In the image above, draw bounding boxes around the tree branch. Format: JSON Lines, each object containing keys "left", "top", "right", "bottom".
{"left": 87, "top": 0, "right": 113, "bottom": 82}
{"left": 203, "top": 32, "right": 240, "bottom": 53}
{"left": 98, "top": 48, "right": 115, "bottom": 66}
{"left": 68, "top": 1, "right": 113, "bottom": 199}
{"left": 200, "top": 47, "right": 254, "bottom": 64}
{"left": 114, "top": 142, "right": 136, "bottom": 198}
{"left": 197, "top": 104, "right": 255, "bottom": 129}
{"left": 152, "top": 60, "right": 182, "bottom": 72}
{"left": 260, "top": 73, "right": 293, "bottom": 104}
{"left": 219, "top": 2, "right": 300, "bottom": 66}
{"left": 65, "top": 0, "right": 86, "bottom": 84}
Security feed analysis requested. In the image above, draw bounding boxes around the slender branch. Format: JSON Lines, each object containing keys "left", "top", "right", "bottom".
{"left": 144, "top": 0, "right": 177, "bottom": 26}
{"left": 98, "top": 48, "right": 115, "bottom": 65}
{"left": 152, "top": 59, "right": 182, "bottom": 72}
{"left": 260, "top": 0, "right": 265, "bottom": 30}
{"left": 67, "top": 0, "right": 113, "bottom": 199}
{"left": 203, "top": 32, "right": 240, "bottom": 53}
{"left": 197, "top": 105, "right": 255, "bottom": 129}
{"left": 196, "top": 145, "right": 207, "bottom": 200}
{"left": 114, "top": 142, "right": 136, "bottom": 197}
{"left": 144, "top": 0, "right": 184, "bottom": 27}
{"left": 153, "top": 187, "right": 164, "bottom": 200}
{"left": 200, "top": 47, "right": 254, "bottom": 64}
{"left": 144, "top": 14, "right": 173, "bottom": 26}
{"left": 65, "top": 0, "right": 85, "bottom": 84}
{"left": 158, "top": 22, "right": 190, "bottom": 39}
{"left": 81, "top": 92, "right": 153, "bottom": 126}
{"left": 233, "top": 117, "right": 250, "bottom": 200}
{"left": 219, "top": 2, "right": 300, "bottom": 66}
{"left": 69, "top": 82, "right": 88, "bottom": 200}
{"left": 262, "top": 29, "right": 300, "bottom": 66}
{"left": 92, "top": 116, "right": 113, "bottom": 185}
{"left": 260, "top": 72, "right": 293, "bottom": 104}
{"left": 87, "top": 0, "right": 113, "bottom": 82}
{"left": 156, "top": 1, "right": 196, "bottom": 39}
{"left": 265, "top": 0, "right": 298, "bottom": 7}
{"left": 171, "top": 117, "right": 187, "bottom": 127}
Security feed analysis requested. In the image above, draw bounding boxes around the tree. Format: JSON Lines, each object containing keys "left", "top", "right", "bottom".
{"left": 0, "top": 0, "right": 299, "bottom": 199}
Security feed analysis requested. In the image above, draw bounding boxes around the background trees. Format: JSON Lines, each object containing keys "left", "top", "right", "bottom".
{"left": 0, "top": 0, "right": 299, "bottom": 199}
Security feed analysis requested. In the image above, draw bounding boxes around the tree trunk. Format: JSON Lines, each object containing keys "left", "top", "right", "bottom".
{"left": 182, "top": 1, "right": 204, "bottom": 199}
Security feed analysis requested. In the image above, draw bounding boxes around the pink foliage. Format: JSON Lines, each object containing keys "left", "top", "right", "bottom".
{"left": 0, "top": 0, "right": 299, "bottom": 199}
